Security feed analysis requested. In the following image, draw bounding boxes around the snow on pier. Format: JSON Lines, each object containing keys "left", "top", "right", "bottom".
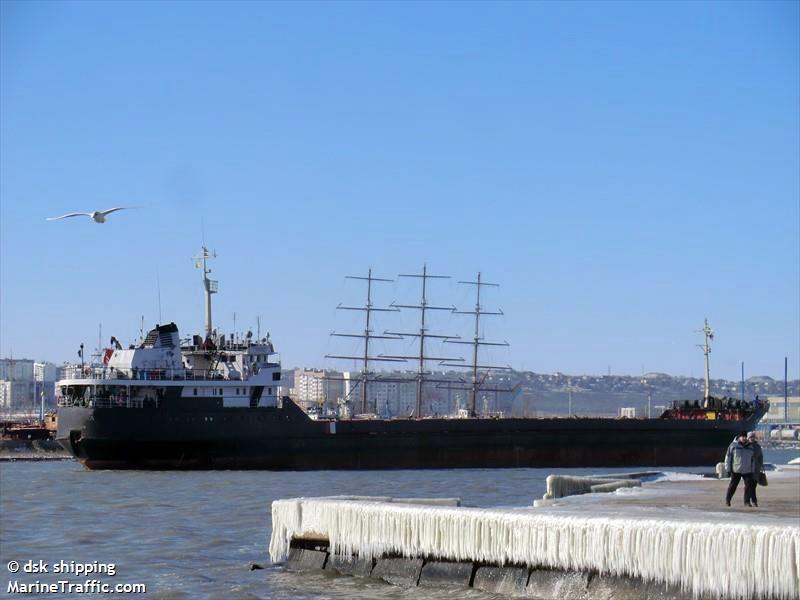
{"left": 270, "top": 471, "right": 800, "bottom": 600}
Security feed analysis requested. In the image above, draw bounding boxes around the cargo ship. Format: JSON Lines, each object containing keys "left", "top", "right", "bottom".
{"left": 55, "top": 249, "right": 767, "bottom": 470}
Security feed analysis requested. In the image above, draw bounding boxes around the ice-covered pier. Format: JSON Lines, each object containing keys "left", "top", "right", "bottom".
{"left": 269, "top": 467, "right": 800, "bottom": 599}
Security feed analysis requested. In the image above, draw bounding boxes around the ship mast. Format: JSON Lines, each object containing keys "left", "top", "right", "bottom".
{"left": 382, "top": 265, "right": 463, "bottom": 417}
{"left": 193, "top": 246, "right": 217, "bottom": 337}
{"left": 697, "top": 318, "right": 714, "bottom": 407}
{"left": 441, "top": 272, "right": 512, "bottom": 416}
{"left": 325, "top": 269, "right": 405, "bottom": 415}
{"left": 442, "top": 273, "right": 510, "bottom": 415}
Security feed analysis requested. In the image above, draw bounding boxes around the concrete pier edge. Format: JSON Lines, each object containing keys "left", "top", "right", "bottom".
{"left": 284, "top": 538, "right": 702, "bottom": 599}
{"left": 270, "top": 471, "right": 800, "bottom": 600}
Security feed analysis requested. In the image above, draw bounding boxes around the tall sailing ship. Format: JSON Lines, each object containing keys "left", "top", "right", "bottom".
{"left": 55, "top": 249, "right": 767, "bottom": 470}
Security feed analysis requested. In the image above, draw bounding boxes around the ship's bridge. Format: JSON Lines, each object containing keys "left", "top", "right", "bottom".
{"left": 59, "top": 324, "right": 280, "bottom": 384}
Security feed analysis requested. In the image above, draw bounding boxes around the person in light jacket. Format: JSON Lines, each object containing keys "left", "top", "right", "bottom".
{"left": 747, "top": 431, "right": 764, "bottom": 507}
{"left": 724, "top": 432, "right": 757, "bottom": 507}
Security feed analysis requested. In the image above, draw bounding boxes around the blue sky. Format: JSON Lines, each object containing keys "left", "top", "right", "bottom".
{"left": 1, "top": 1, "right": 798, "bottom": 381}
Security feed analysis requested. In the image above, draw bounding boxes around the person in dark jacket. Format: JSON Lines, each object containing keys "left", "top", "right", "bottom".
{"left": 724, "top": 432, "right": 757, "bottom": 507}
{"left": 747, "top": 431, "right": 764, "bottom": 507}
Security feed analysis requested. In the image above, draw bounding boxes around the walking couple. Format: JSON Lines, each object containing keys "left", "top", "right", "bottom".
{"left": 724, "top": 431, "right": 764, "bottom": 507}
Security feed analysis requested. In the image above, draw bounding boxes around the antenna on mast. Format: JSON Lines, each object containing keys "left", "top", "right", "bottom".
{"left": 325, "top": 268, "right": 405, "bottom": 415}
{"left": 381, "top": 265, "right": 465, "bottom": 418}
{"left": 696, "top": 318, "right": 714, "bottom": 407}
{"left": 157, "top": 269, "right": 163, "bottom": 323}
{"left": 193, "top": 246, "right": 217, "bottom": 337}
{"left": 441, "top": 272, "right": 512, "bottom": 416}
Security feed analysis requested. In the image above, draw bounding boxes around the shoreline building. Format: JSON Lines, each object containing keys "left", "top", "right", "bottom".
{"left": 0, "top": 358, "right": 59, "bottom": 414}
{"left": 0, "top": 358, "right": 35, "bottom": 414}
{"left": 291, "top": 368, "right": 344, "bottom": 412}
{"left": 343, "top": 371, "right": 417, "bottom": 417}
{"left": 35, "top": 362, "right": 58, "bottom": 410}
{"left": 763, "top": 395, "right": 800, "bottom": 423}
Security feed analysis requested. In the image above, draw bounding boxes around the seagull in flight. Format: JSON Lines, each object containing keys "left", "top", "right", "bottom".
{"left": 46, "top": 207, "right": 135, "bottom": 223}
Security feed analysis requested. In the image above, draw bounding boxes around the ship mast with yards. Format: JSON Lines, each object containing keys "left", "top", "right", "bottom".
{"left": 381, "top": 265, "right": 465, "bottom": 418}
{"left": 325, "top": 269, "right": 406, "bottom": 415}
{"left": 440, "top": 272, "right": 514, "bottom": 416}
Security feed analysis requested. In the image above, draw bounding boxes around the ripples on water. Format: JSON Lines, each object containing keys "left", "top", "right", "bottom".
{"left": 1, "top": 449, "right": 796, "bottom": 599}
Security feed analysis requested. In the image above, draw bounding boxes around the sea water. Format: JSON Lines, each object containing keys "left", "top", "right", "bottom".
{"left": 1, "top": 449, "right": 796, "bottom": 599}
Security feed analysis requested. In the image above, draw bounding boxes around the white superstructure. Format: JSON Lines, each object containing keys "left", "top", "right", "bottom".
{"left": 56, "top": 248, "right": 282, "bottom": 410}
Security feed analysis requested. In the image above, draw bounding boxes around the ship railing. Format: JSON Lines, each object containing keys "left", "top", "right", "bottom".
{"left": 59, "top": 365, "right": 266, "bottom": 382}
{"left": 57, "top": 396, "right": 160, "bottom": 409}
{"left": 668, "top": 397, "right": 757, "bottom": 411}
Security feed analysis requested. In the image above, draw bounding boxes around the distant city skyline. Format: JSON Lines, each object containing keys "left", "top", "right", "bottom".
{"left": 1, "top": 1, "right": 797, "bottom": 380}
{"left": 0, "top": 354, "right": 797, "bottom": 387}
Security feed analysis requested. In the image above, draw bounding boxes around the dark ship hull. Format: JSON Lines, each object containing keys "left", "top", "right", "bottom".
{"left": 56, "top": 398, "right": 767, "bottom": 470}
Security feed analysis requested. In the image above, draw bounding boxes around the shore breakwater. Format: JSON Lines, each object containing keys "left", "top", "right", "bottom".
{"left": 270, "top": 469, "right": 800, "bottom": 599}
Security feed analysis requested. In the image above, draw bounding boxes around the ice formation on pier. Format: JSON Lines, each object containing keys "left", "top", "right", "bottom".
{"left": 543, "top": 475, "right": 642, "bottom": 499}
{"left": 323, "top": 495, "right": 461, "bottom": 506}
{"left": 270, "top": 497, "right": 800, "bottom": 600}
{"left": 588, "top": 480, "right": 641, "bottom": 494}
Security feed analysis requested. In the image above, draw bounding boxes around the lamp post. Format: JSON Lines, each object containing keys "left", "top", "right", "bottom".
{"left": 641, "top": 378, "right": 652, "bottom": 419}
{"left": 566, "top": 385, "right": 576, "bottom": 417}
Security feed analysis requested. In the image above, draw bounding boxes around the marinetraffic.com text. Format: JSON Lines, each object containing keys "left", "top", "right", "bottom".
{"left": 6, "top": 560, "right": 146, "bottom": 594}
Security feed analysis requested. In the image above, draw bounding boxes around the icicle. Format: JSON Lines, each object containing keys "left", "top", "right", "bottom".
{"left": 268, "top": 498, "right": 302, "bottom": 561}
{"left": 269, "top": 497, "right": 800, "bottom": 600}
